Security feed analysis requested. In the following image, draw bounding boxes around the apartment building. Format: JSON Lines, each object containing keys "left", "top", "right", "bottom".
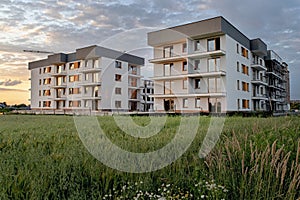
{"left": 28, "top": 45, "right": 144, "bottom": 114}
{"left": 140, "top": 79, "right": 154, "bottom": 112}
{"left": 265, "top": 50, "right": 290, "bottom": 112}
{"left": 147, "top": 16, "right": 289, "bottom": 113}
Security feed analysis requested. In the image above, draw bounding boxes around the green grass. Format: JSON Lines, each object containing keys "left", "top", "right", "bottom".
{"left": 0, "top": 115, "right": 299, "bottom": 199}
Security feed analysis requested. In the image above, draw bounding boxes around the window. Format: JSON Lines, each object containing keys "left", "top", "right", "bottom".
{"left": 195, "top": 40, "right": 200, "bottom": 51}
{"left": 242, "top": 99, "right": 250, "bottom": 109}
{"left": 39, "top": 90, "right": 41, "bottom": 96}
{"left": 69, "top": 88, "right": 81, "bottom": 95}
{"left": 39, "top": 79, "right": 41, "bottom": 85}
{"left": 237, "top": 99, "right": 240, "bottom": 109}
{"left": 129, "top": 78, "right": 137, "bottom": 87}
{"left": 115, "top": 74, "right": 122, "bottom": 81}
{"left": 182, "top": 43, "right": 187, "bottom": 53}
{"left": 69, "top": 62, "right": 80, "bottom": 70}
{"left": 93, "top": 73, "right": 99, "bottom": 82}
{"left": 39, "top": 68, "right": 42, "bottom": 74}
{"left": 129, "top": 65, "right": 137, "bottom": 75}
{"left": 195, "top": 98, "right": 201, "bottom": 108}
{"left": 164, "top": 63, "right": 173, "bottom": 76}
{"left": 182, "top": 61, "right": 187, "bottom": 71}
{"left": 85, "top": 73, "right": 89, "bottom": 81}
{"left": 183, "top": 78, "right": 187, "bottom": 89}
{"left": 242, "top": 64, "right": 249, "bottom": 75}
{"left": 208, "top": 37, "right": 220, "bottom": 52}
{"left": 43, "top": 78, "right": 51, "bottom": 85}
{"left": 44, "top": 67, "right": 51, "bottom": 73}
{"left": 237, "top": 62, "right": 240, "bottom": 72}
{"left": 69, "top": 101, "right": 81, "bottom": 107}
{"left": 115, "top": 61, "right": 122, "bottom": 68}
{"left": 237, "top": 80, "right": 240, "bottom": 90}
{"left": 164, "top": 81, "right": 172, "bottom": 94}
{"left": 183, "top": 98, "right": 188, "bottom": 108}
{"left": 208, "top": 57, "right": 220, "bottom": 72}
{"left": 115, "top": 101, "right": 121, "bottom": 108}
{"left": 115, "top": 87, "right": 121, "bottom": 95}
{"left": 84, "top": 87, "right": 89, "bottom": 94}
{"left": 242, "top": 82, "right": 249, "bottom": 92}
{"left": 163, "top": 46, "right": 173, "bottom": 58}
{"left": 208, "top": 78, "right": 221, "bottom": 93}
{"left": 194, "top": 60, "right": 200, "bottom": 70}
{"left": 43, "top": 101, "right": 51, "bottom": 107}
{"left": 43, "top": 90, "right": 51, "bottom": 96}
{"left": 241, "top": 47, "right": 249, "bottom": 58}
{"left": 39, "top": 101, "right": 41, "bottom": 107}
{"left": 237, "top": 44, "right": 239, "bottom": 54}
{"left": 260, "top": 87, "right": 264, "bottom": 95}
{"left": 69, "top": 63, "right": 74, "bottom": 70}
{"left": 57, "top": 88, "right": 65, "bottom": 97}
{"left": 195, "top": 79, "right": 201, "bottom": 89}
{"left": 69, "top": 75, "right": 80, "bottom": 82}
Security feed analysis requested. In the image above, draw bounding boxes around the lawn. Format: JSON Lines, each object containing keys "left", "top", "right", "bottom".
{"left": 0, "top": 115, "right": 299, "bottom": 199}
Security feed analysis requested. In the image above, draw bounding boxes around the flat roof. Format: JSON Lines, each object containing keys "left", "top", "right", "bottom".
{"left": 28, "top": 45, "right": 145, "bottom": 70}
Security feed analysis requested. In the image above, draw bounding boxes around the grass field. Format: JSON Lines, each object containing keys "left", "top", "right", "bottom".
{"left": 0, "top": 115, "right": 299, "bottom": 199}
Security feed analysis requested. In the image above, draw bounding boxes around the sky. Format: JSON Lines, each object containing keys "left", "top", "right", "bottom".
{"left": 0, "top": 0, "right": 299, "bottom": 105}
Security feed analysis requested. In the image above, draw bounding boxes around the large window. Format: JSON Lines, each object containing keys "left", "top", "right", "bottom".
{"left": 43, "top": 90, "right": 51, "bottom": 96}
{"left": 69, "top": 75, "right": 80, "bottom": 82}
{"left": 115, "top": 61, "right": 122, "bottom": 69}
{"left": 207, "top": 37, "right": 220, "bottom": 52}
{"left": 69, "top": 88, "right": 81, "bottom": 95}
{"left": 241, "top": 47, "right": 249, "bottom": 58}
{"left": 195, "top": 40, "right": 201, "bottom": 51}
{"left": 208, "top": 78, "right": 221, "bottom": 93}
{"left": 194, "top": 60, "right": 200, "bottom": 70}
{"left": 242, "top": 81, "right": 249, "bottom": 92}
{"left": 208, "top": 57, "right": 220, "bottom": 72}
{"left": 183, "top": 78, "right": 187, "bottom": 89}
{"left": 115, "top": 74, "right": 122, "bottom": 81}
{"left": 43, "top": 78, "right": 51, "bottom": 85}
{"left": 182, "top": 43, "right": 187, "bottom": 53}
{"left": 164, "top": 81, "right": 173, "bottom": 94}
{"left": 115, "top": 87, "right": 121, "bottom": 95}
{"left": 195, "top": 98, "right": 201, "bottom": 108}
{"left": 43, "top": 101, "right": 51, "bottom": 108}
{"left": 164, "top": 63, "right": 173, "bottom": 76}
{"left": 129, "top": 65, "right": 137, "bottom": 75}
{"left": 242, "top": 99, "right": 250, "bottom": 109}
{"left": 69, "top": 101, "right": 81, "bottom": 107}
{"left": 183, "top": 98, "right": 188, "bottom": 108}
{"left": 69, "top": 62, "right": 80, "bottom": 70}
{"left": 115, "top": 101, "right": 121, "bottom": 108}
{"left": 242, "top": 64, "right": 249, "bottom": 75}
{"left": 182, "top": 61, "right": 187, "bottom": 71}
{"left": 163, "top": 46, "right": 173, "bottom": 58}
{"left": 195, "top": 79, "right": 201, "bottom": 89}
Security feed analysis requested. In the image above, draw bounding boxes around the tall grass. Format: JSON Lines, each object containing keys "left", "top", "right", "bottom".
{"left": 0, "top": 115, "right": 299, "bottom": 199}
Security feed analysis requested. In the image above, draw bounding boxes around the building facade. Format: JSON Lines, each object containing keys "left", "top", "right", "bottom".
{"left": 28, "top": 45, "right": 144, "bottom": 114}
{"left": 147, "top": 16, "right": 289, "bottom": 113}
{"left": 140, "top": 79, "right": 154, "bottom": 112}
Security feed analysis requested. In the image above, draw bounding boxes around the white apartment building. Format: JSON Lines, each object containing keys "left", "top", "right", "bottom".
{"left": 147, "top": 16, "right": 289, "bottom": 113}
{"left": 28, "top": 45, "right": 144, "bottom": 114}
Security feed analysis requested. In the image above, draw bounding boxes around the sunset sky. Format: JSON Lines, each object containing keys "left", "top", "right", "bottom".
{"left": 0, "top": 0, "right": 300, "bottom": 105}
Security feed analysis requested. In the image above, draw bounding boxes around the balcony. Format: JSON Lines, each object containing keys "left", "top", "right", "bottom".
{"left": 79, "top": 81, "right": 102, "bottom": 86}
{"left": 80, "top": 68, "right": 101, "bottom": 73}
{"left": 81, "top": 95, "right": 101, "bottom": 100}
{"left": 251, "top": 63, "right": 267, "bottom": 71}
{"left": 51, "top": 84, "right": 67, "bottom": 88}
{"left": 187, "top": 50, "right": 226, "bottom": 59}
{"left": 152, "top": 70, "right": 226, "bottom": 81}
{"left": 251, "top": 78, "right": 267, "bottom": 86}
{"left": 252, "top": 94, "right": 268, "bottom": 100}
{"left": 149, "top": 54, "right": 186, "bottom": 64}
{"left": 51, "top": 71, "right": 67, "bottom": 77}
{"left": 151, "top": 92, "right": 226, "bottom": 98}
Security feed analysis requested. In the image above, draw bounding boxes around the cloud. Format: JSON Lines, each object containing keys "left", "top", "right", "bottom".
{"left": 0, "top": 87, "right": 27, "bottom": 92}
{"left": 0, "top": 79, "right": 22, "bottom": 86}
